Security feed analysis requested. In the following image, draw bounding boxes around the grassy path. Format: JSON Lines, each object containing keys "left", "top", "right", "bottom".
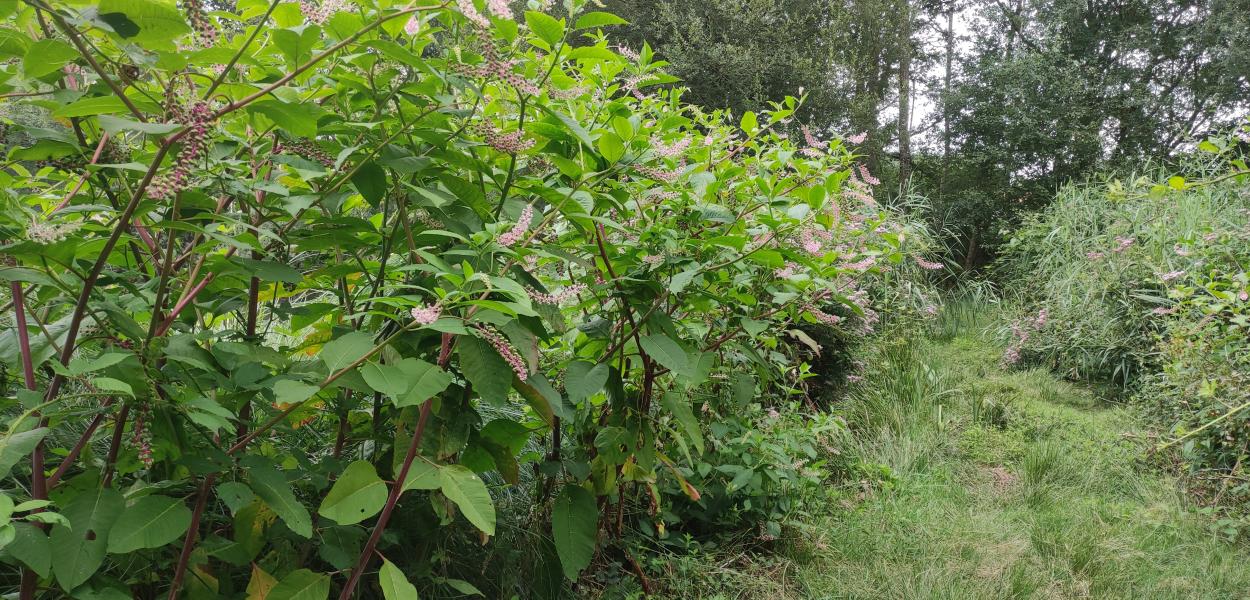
{"left": 782, "top": 330, "right": 1250, "bottom": 599}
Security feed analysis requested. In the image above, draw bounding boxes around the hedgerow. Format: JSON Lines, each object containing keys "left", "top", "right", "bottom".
{"left": 0, "top": 1, "right": 941, "bottom": 596}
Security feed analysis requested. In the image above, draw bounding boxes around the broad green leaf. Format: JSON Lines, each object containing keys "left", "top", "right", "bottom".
{"left": 351, "top": 160, "right": 388, "bottom": 208}
{"left": 23, "top": 39, "right": 77, "bottom": 77}
{"left": 97, "top": 0, "right": 192, "bottom": 44}
{"left": 458, "top": 336, "right": 512, "bottom": 406}
{"left": 91, "top": 377, "right": 134, "bottom": 397}
{"left": 318, "top": 461, "right": 387, "bottom": 525}
{"left": 248, "top": 99, "right": 321, "bottom": 138}
{"left": 52, "top": 96, "right": 133, "bottom": 119}
{"left": 360, "top": 361, "right": 413, "bottom": 397}
{"left": 564, "top": 361, "right": 608, "bottom": 403}
{"left": 248, "top": 464, "right": 312, "bottom": 538}
{"left": 7, "top": 523, "right": 51, "bottom": 578}
{"left": 402, "top": 459, "right": 441, "bottom": 492}
{"left": 319, "top": 331, "right": 374, "bottom": 373}
{"left": 638, "top": 334, "right": 688, "bottom": 376}
{"left": 273, "top": 380, "right": 319, "bottom": 406}
{"left": 50, "top": 487, "right": 124, "bottom": 591}
{"left": 740, "top": 111, "right": 759, "bottom": 134}
{"left": 379, "top": 558, "right": 419, "bottom": 600}
{"left": 97, "top": 115, "right": 180, "bottom": 135}
{"left": 551, "top": 484, "right": 597, "bottom": 580}
{"left": 574, "top": 11, "right": 628, "bottom": 29}
{"left": 597, "top": 132, "right": 625, "bottom": 163}
{"left": 245, "top": 564, "right": 279, "bottom": 599}
{"left": 107, "top": 495, "right": 192, "bottom": 553}
{"left": 268, "top": 568, "right": 330, "bottom": 600}
{"left": 0, "top": 428, "right": 48, "bottom": 480}
{"left": 393, "top": 359, "right": 453, "bottom": 408}
{"left": 439, "top": 465, "right": 495, "bottom": 535}
{"left": 525, "top": 11, "right": 564, "bottom": 47}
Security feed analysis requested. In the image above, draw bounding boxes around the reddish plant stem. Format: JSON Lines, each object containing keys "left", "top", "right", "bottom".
{"left": 337, "top": 333, "right": 454, "bottom": 600}
{"left": 46, "top": 400, "right": 115, "bottom": 489}
{"left": 166, "top": 474, "right": 215, "bottom": 600}
{"left": 12, "top": 281, "right": 43, "bottom": 600}
{"left": 100, "top": 403, "right": 131, "bottom": 488}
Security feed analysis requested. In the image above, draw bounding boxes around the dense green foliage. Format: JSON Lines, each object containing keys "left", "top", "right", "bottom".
{"left": 0, "top": 0, "right": 950, "bottom": 597}
{"left": 997, "top": 127, "right": 1250, "bottom": 529}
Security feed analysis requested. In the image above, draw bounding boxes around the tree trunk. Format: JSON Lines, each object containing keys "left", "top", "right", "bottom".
{"left": 896, "top": 0, "right": 913, "bottom": 195}
{"left": 940, "top": 6, "right": 954, "bottom": 196}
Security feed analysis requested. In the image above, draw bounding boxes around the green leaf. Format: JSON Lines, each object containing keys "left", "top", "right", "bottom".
{"left": 50, "top": 488, "right": 124, "bottom": 591}
{"left": 97, "top": 0, "right": 191, "bottom": 44}
{"left": 740, "top": 111, "right": 759, "bottom": 135}
{"left": 351, "top": 160, "right": 388, "bottom": 208}
{"left": 402, "top": 459, "right": 442, "bottom": 492}
{"left": 0, "top": 428, "right": 48, "bottom": 480}
{"left": 320, "top": 331, "right": 374, "bottom": 373}
{"left": 23, "top": 39, "right": 77, "bottom": 77}
{"left": 97, "top": 115, "right": 180, "bottom": 135}
{"left": 458, "top": 336, "right": 512, "bottom": 406}
{"left": 268, "top": 568, "right": 330, "bottom": 600}
{"left": 1167, "top": 175, "right": 1186, "bottom": 190}
{"left": 574, "top": 11, "right": 628, "bottom": 29}
{"left": 248, "top": 464, "right": 313, "bottom": 538}
{"left": 565, "top": 361, "right": 608, "bottom": 403}
{"left": 668, "top": 269, "right": 700, "bottom": 294}
{"left": 318, "top": 461, "right": 387, "bottom": 525}
{"left": 393, "top": 359, "right": 453, "bottom": 408}
{"left": 551, "top": 484, "right": 597, "bottom": 580}
{"left": 248, "top": 99, "right": 322, "bottom": 138}
{"left": 439, "top": 465, "right": 495, "bottom": 535}
{"left": 273, "top": 380, "right": 319, "bottom": 406}
{"left": 7, "top": 523, "right": 51, "bottom": 578}
{"left": 106, "top": 495, "right": 192, "bottom": 553}
{"left": 379, "top": 558, "right": 420, "bottom": 600}
{"left": 639, "top": 334, "right": 688, "bottom": 376}
{"left": 525, "top": 11, "right": 565, "bottom": 47}
{"left": 661, "top": 391, "right": 703, "bottom": 454}
{"left": 91, "top": 377, "right": 134, "bottom": 397}
{"left": 52, "top": 96, "right": 132, "bottom": 119}
{"left": 597, "top": 132, "right": 625, "bottom": 163}
{"left": 360, "top": 361, "right": 413, "bottom": 397}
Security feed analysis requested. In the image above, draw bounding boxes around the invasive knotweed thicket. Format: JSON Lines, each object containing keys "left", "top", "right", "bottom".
{"left": 997, "top": 125, "right": 1250, "bottom": 518}
{"left": 0, "top": 0, "right": 941, "bottom": 596}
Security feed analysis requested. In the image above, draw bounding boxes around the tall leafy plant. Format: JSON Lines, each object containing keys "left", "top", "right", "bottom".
{"left": 0, "top": 0, "right": 931, "bottom": 596}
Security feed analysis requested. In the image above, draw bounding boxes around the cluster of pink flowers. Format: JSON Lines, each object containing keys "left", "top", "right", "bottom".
{"left": 856, "top": 164, "right": 881, "bottom": 186}
{"left": 299, "top": 0, "right": 343, "bottom": 25}
{"left": 410, "top": 303, "right": 442, "bottom": 325}
{"left": 774, "top": 262, "right": 800, "bottom": 278}
{"left": 634, "top": 164, "right": 681, "bottom": 183}
{"left": 1003, "top": 308, "right": 1049, "bottom": 365}
{"left": 1113, "top": 236, "right": 1135, "bottom": 253}
{"left": 915, "top": 256, "right": 944, "bottom": 270}
{"left": 923, "top": 304, "right": 939, "bottom": 317}
{"left": 1158, "top": 270, "right": 1186, "bottom": 282}
{"left": 497, "top": 204, "right": 534, "bottom": 247}
{"left": 846, "top": 132, "right": 868, "bottom": 144}
{"left": 642, "top": 254, "right": 665, "bottom": 266}
{"left": 651, "top": 136, "right": 690, "bottom": 159}
{"left": 458, "top": 0, "right": 492, "bottom": 28}
{"left": 476, "top": 325, "right": 528, "bottom": 380}
{"left": 798, "top": 226, "right": 833, "bottom": 255}
{"left": 842, "top": 255, "right": 877, "bottom": 272}
{"left": 1085, "top": 251, "right": 1105, "bottom": 261}
{"left": 460, "top": 36, "right": 540, "bottom": 95}
{"left": 150, "top": 101, "right": 214, "bottom": 200}
{"left": 528, "top": 283, "right": 586, "bottom": 305}
{"left": 801, "top": 126, "right": 824, "bottom": 157}
{"left": 482, "top": 126, "right": 535, "bottom": 154}
{"left": 806, "top": 304, "right": 843, "bottom": 325}
{"left": 485, "top": 0, "right": 512, "bottom": 18}
{"left": 1174, "top": 244, "right": 1191, "bottom": 257}
{"left": 617, "top": 45, "right": 640, "bottom": 62}
{"left": 404, "top": 15, "right": 422, "bottom": 35}
{"left": 1151, "top": 306, "right": 1177, "bottom": 316}
{"left": 180, "top": 0, "right": 217, "bottom": 46}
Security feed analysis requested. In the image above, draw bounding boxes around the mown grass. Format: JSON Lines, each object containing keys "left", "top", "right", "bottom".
{"left": 635, "top": 303, "right": 1250, "bottom": 599}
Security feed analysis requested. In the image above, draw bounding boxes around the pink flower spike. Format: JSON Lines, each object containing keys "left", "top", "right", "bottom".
{"left": 410, "top": 304, "right": 442, "bottom": 325}
{"left": 847, "top": 132, "right": 868, "bottom": 144}
{"left": 497, "top": 204, "right": 534, "bottom": 247}
{"left": 404, "top": 15, "right": 421, "bottom": 35}
{"left": 915, "top": 257, "right": 944, "bottom": 270}
{"left": 476, "top": 325, "right": 528, "bottom": 380}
